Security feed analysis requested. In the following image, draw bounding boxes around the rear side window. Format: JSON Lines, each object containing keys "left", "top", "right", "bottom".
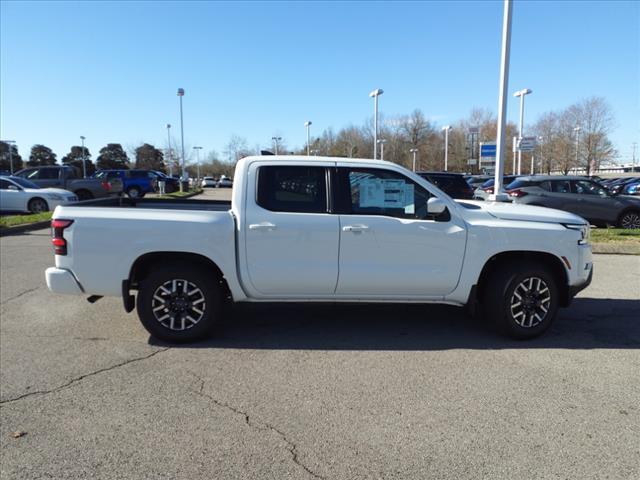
{"left": 550, "top": 181, "right": 571, "bottom": 193}
{"left": 256, "top": 166, "right": 327, "bottom": 213}
{"left": 129, "top": 170, "right": 149, "bottom": 179}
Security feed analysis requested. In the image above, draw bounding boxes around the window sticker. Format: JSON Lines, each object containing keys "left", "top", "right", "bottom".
{"left": 358, "top": 177, "right": 415, "bottom": 212}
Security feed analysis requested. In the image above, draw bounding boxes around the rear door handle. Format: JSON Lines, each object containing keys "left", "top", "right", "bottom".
{"left": 342, "top": 224, "right": 369, "bottom": 232}
{"left": 249, "top": 222, "right": 277, "bottom": 231}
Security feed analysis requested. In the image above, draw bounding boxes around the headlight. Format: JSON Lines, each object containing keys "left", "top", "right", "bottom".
{"left": 564, "top": 223, "right": 590, "bottom": 245}
{"left": 48, "top": 194, "right": 63, "bottom": 201}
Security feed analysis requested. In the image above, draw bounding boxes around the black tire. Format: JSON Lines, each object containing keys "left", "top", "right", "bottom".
{"left": 136, "top": 264, "right": 221, "bottom": 343}
{"left": 617, "top": 210, "right": 640, "bottom": 229}
{"left": 127, "top": 186, "right": 141, "bottom": 199}
{"left": 28, "top": 197, "right": 49, "bottom": 213}
{"left": 482, "top": 262, "right": 559, "bottom": 339}
{"left": 75, "top": 189, "right": 93, "bottom": 201}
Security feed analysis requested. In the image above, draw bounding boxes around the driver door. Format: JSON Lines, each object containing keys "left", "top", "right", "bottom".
{"left": 334, "top": 167, "right": 467, "bottom": 297}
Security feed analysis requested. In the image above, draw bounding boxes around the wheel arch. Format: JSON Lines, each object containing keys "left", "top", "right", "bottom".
{"left": 127, "top": 251, "right": 232, "bottom": 303}
{"left": 476, "top": 251, "right": 571, "bottom": 307}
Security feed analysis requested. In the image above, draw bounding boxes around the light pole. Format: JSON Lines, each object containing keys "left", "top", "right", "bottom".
{"left": 304, "top": 121, "right": 312, "bottom": 156}
{"left": 177, "top": 88, "right": 186, "bottom": 191}
{"left": 574, "top": 126, "right": 581, "bottom": 172}
{"left": 490, "top": 0, "right": 513, "bottom": 201}
{"left": 271, "top": 136, "right": 282, "bottom": 155}
{"left": 442, "top": 126, "right": 452, "bottom": 171}
{"left": 166, "top": 124, "right": 173, "bottom": 176}
{"left": 193, "top": 146, "right": 202, "bottom": 181}
{"left": 409, "top": 148, "right": 419, "bottom": 172}
{"left": 377, "top": 139, "right": 387, "bottom": 161}
{"left": 369, "top": 88, "right": 384, "bottom": 159}
{"left": 79, "top": 136, "right": 87, "bottom": 178}
{"left": 513, "top": 88, "right": 532, "bottom": 175}
{"left": 2, "top": 140, "right": 16, "bottom": 174}
{"left": 633, "top": 142, "right": 638, "bottom": 172}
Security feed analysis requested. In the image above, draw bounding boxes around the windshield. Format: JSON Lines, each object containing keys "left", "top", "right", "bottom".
{"left": 8, "top": 177, "right": 40, "bottom": 189}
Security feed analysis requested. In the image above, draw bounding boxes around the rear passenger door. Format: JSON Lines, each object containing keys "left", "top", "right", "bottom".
{"left": 242, "top": 162, "right": 339, "bottom": 297}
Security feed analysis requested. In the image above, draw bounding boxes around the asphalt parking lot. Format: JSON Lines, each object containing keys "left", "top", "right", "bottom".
{"left": 1, "top": 214, "right": 639, "bottom": 479}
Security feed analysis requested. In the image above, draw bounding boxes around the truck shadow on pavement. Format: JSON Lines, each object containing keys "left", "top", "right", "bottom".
{"left": 149, "top": 297, "right": 640, "bottom": 350}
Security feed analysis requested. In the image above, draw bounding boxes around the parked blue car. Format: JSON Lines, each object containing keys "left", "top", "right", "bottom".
{"left": 93, "top": 169, "right": 178, "bottom": 198}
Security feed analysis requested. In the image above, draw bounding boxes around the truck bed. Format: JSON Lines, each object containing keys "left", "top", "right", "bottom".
{"left": 76, "top": 196, "right": 231, "bottom": 212}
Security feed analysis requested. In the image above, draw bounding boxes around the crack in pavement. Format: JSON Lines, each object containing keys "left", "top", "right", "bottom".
{"left": 0, "top": 347, "right": 170, "bottom": 405}
{"left": 191, "top": 375, "right": 326, "bottom": 480}
{"left": 0, "top": 287, "right": 41, "bottom": 305}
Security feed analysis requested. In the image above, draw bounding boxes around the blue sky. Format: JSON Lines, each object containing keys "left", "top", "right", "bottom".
{"left": 1, "top": 0, "right": 638, "bottom": 164}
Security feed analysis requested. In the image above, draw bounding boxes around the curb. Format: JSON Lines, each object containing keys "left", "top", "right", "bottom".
{"left": 591, "top": 242, "right": 640, "bottom": 255}
{"left": 0, "top": 220, "right": 51, "bottom": 237}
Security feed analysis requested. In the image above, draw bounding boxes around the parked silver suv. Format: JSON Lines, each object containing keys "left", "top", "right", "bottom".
{"left": 507, "top": 175, "right": 640, "bottom": 228}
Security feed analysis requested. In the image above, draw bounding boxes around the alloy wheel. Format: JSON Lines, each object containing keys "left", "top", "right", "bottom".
{"left": 620, "top": 212, "right": 640, "bottom": 229}
{"left": 509, "top": 277, "right": 551, "bottom": 328}
{"left": 151, "top": 279, "right": 206, "bottom": 331}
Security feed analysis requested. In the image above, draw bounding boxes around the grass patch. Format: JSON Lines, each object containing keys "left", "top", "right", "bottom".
{"left": 0, "top": 211, "right": 53, "bottom": 229}
{"left": 591, "top": 228, "right": 640, "bottom": 243}
{"left": 157, "top": 188, "right": 203, "bottom": 199}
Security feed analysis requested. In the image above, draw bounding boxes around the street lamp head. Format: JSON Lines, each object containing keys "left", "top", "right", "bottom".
{"left": 513, "top": 88, "right": 533, "bottom": 97}
{"left": 80, "top": 136, "right": 85, "bottom": 140}
{"left": 369, "top": 88, "right": 384, "bottom": 97}
{"left": 442, "top": 125, "right": 451, "bottom": 132}
{"left": 304, "top": 121, "right": 312, "bottom": 127}
{"left": 574, "top": 126, "right": 581, "bottom": 132}
{"left": 409, "top": 148, "right": 418, "bottom": 153}
{"left": 377, "top": 139, "right": 387, "bottom": 144}
{"left": 177, "top": 88, "right": 185, "bottom": 96}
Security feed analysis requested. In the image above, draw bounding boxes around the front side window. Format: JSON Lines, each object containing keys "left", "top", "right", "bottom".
{"left": 572, "top": 180, "right": 608, "bottom": 196}
{"left": 38, "top": 168, "right": 60, "bottom": 180}
{"left": 339, "top": 168, "right": 434, "bottom": 220}
{"left": 0, "top": 179, "right": 12, "bottom": 190}
{"left": 256, "top": 166, "right": 327, "bottom": 213}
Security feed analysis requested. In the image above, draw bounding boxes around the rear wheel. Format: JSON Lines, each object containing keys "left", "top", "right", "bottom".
{"left": 75, "top": 189, "right": 93, "bottom": 201}
{"left": 618, "top": 210, "right": 640, "bottom": 229}
{"left": 127, "top": 186, "right": 141, "bottom": 199}
{"left": 136, "top": 264, "right": 221, "bottom": 343}
{"left": 28, "top": 197, "right": 49, "bottom": 213}
{"left": 483, "top": 262, "right": 559, "bottom": 339}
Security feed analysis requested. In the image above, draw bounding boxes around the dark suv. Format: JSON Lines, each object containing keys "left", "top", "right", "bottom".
{"left": 507, "top": 175, "right": 640, "bottom": 228}
{"left": 417, "top": 172, "right": 474, "bottom": 199}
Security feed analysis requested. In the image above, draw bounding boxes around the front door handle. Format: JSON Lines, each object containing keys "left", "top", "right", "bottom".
{"left": 249, "top": 222, "right": 277, "bottom": 231}
{"left": 342, "top": 224, "right": 369, "bottom": 233}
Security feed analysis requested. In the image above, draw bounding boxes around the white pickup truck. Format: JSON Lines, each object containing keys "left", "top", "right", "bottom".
{"left": 46, "top": 156, "right": 593, "bottom": 342}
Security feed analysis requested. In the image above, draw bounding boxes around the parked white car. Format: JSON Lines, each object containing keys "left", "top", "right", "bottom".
{"left": 217, "top": 176, "right": 233, "bottom": 188}
{"left": 0, "top": 176, "right": 78, "bottom": 213}
{"left": 46, "top": 156, "right": 593, "bottom": 344}
{"left": 201, "top": 177, "right": 217, "bottom": 188}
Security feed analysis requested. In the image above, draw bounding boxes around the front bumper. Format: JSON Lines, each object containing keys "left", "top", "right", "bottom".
{"left": 45, "top": 267, "right": 84, "bottom": 295}
{"left": 567, "top": 265, "right": 593, "bottom": 303}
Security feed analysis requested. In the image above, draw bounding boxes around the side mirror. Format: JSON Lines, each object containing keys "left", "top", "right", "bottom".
{"left": 427, "top": 197, "right": 446, "bottom": 215}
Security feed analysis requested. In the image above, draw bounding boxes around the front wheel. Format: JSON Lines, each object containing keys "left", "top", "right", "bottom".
{"left": 127, "top": 186, "right": 141, "bottom": 199}
{"left": 28, "top": 197, "right": 49, "bottom": 213}
{"left": 136, "top": 264, "right": 221, "bottom": 343}
{"left": 618, "top": 210, "right": 640, "bottom": 229}
{"left": 483, "top": 262, "right": 559, "bottom": 339}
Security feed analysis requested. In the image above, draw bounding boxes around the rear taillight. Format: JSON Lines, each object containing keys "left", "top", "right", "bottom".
{"left": 483, "top": 187, "right": 494, "bottom": 193}
{"left": 508, "top": 189, "right": 528, "bottom": 198}
{"left": 101, "top": 181, "right": 112, "bottom": 191}
{"left": 51, "top": 219, "right": 74, "bottom": 255}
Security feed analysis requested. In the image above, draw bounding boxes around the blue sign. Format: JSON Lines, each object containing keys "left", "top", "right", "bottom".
{"left": 481, "top": 144, "right": 497, "bottom": 157}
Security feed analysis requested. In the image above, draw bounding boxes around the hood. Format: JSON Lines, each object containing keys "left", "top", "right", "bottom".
{"left": 458, "top": 200, "right": 587, "bottom": 225}
{"left": 24, "top": 188, "right": 74, "bottom": 196}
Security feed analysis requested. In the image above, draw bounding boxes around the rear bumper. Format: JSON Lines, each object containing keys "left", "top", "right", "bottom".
{"left": 45, "top": 267, "right": 84, "bottom": 295}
